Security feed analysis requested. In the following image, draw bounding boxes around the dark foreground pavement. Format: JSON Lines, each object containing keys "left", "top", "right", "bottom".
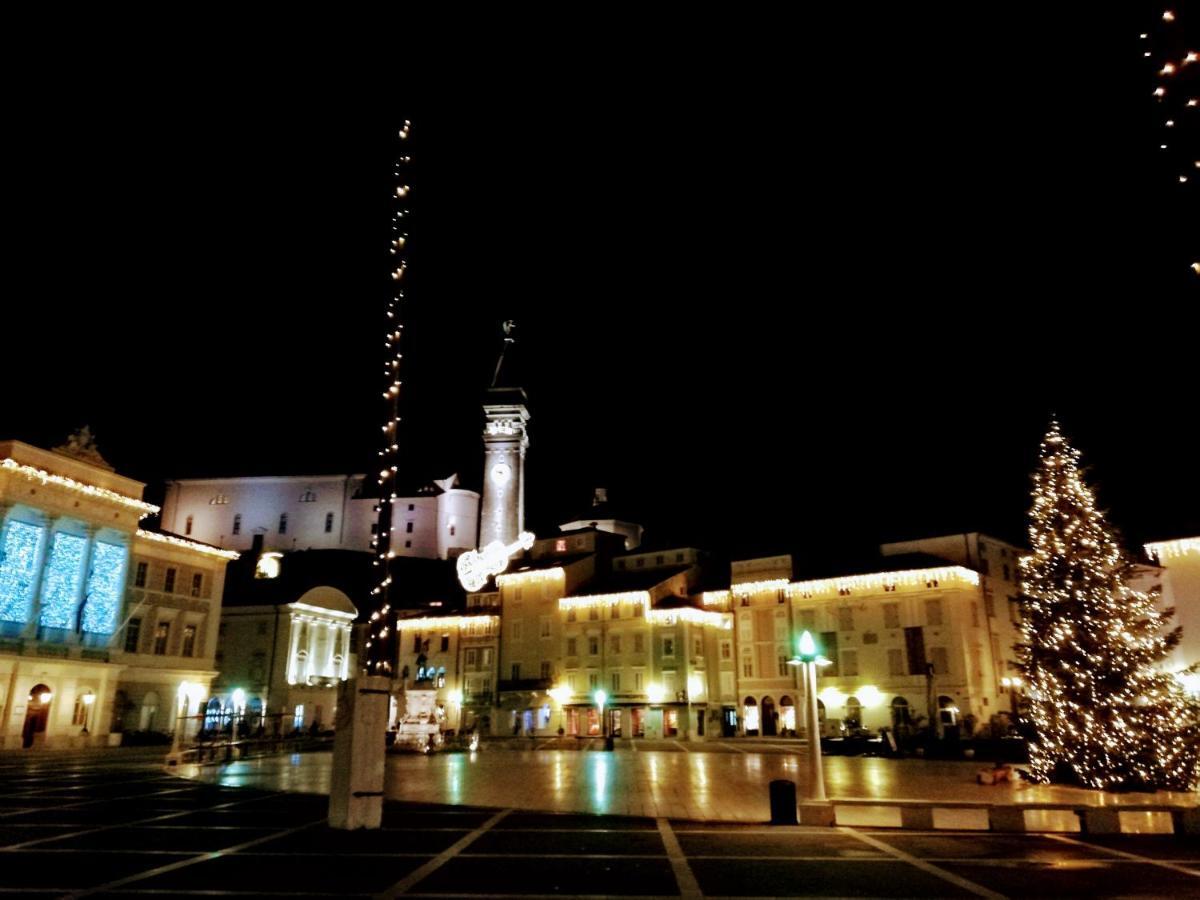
{"left": 0, "top": 748, "right": 1197, "bottom": 898}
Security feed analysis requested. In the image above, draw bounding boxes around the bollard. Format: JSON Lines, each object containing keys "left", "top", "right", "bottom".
{"left": 604, "top": 735, "right": 615, "bottom": 752}
{"left": 769, "top": 779, "right": 798, "bottom": 825}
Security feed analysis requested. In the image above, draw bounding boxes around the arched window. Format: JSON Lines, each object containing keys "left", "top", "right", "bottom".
{"left": 891, "top": 696, "right": 911, "bottom": 727}
{"left": 779, "top": 695, "right": 796, "bottom": 733}
{"left": 845, "top": 696, "right": 862, "bottom": 730}
{"left": 742, "top": 696, "right": 759, "bottom": 734}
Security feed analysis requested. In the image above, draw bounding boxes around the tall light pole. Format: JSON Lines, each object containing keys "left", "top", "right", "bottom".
{"left": 548, "top": 686, "right": 569, "bottom": 735}
{"left": 80, "top": 690, "right": 95, "bottom": 736}
{"left": 594, "top": 689, "right": 610, "bottom": 750}
{"left": 787, "top": 630, "right": 829, "bottom": 802}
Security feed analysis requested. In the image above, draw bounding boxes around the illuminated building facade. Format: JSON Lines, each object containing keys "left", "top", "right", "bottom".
{"left": 1145, "top": 536, "right": 1200, "bottom": 689}
{"left": 210, "top": 545, "right": 373, "bottom": 732}
{"left": 162, "top": 473, "right": 478, "bottom": 561}
{"left": 393, "top": 530, "right": 1031, "bottom": 741}
{"left": 0, "top": 438, "right": 235, "bottom": 748}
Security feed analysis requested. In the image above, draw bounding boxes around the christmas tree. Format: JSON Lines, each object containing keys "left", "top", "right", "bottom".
{"left": 1019, "top": 421, "right": 1199, "bottom": 791}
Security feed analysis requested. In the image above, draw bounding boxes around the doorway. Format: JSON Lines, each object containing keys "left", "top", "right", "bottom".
{"left": 22, "top": 684, "right": 52, "bottom": 749}
{"left": 761, "top": 696, "right": 777, "bottom": 736}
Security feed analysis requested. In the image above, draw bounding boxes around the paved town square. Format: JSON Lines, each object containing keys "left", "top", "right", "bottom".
{"left": 0, "top": 747, "right": 1196, "bottom": 898}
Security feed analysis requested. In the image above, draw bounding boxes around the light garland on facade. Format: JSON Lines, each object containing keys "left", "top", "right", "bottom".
{"left": 0, "top": 521, "right": 42, "bottom": 624}
{"left": 646, "top": 607, "right": 732, "bottom": 629}
{"left": 38, "top": 532, "right": 88, "bottom": 629}
{"left": 1144, "top": 537, "right": 1200, "bottom": 561}
{"left": 700, "top": 590, "right": 730, "bottom": 608}
{"left": 2, "top": 458, "right": 158, "bottom": 517}
{"left": 81, "top": 542, "right": 126, "bottom": 634}
{"left": 787, "top": 566, "right": 980, "bottom": 598}
{"left": 1019, "top": 420, "right": 1198, "bottom": 791}
{"left": 495, "top": 567, "right": 565, "bottom": 587}
{"left": 289, "top": 601, "right": 358, "bottom": 621}
{"left": 394, "top": 614, "right": 500, "bottom": 632}
{"left": 135, "top": 529, "right": 240, "bottom": 561}
{"left": 730, "top": 578, "right": 790, "bottom": 596}
{"left": 365, "top": 120, "right": 412, "bottom": 675}
{"left": 558, "top": 591, "right": 650, "bottom": 613}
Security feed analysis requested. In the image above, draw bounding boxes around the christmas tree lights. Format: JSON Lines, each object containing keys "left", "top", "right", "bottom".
{"left": 365, "top": 120, "right": 412, "bottom": 676}
{"left": 1019, "top": 421, "right": 1199, "bottom": 790}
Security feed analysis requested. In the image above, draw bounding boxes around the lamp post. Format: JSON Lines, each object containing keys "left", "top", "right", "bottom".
{"left": 548, "top": 686, "right": 569, "bottom": 736}
{"left": 594, "top": 689, "right": 610, "bottom": 750}
{"left": 787, "top": 630, "right": 830, "bottom": 803}
{"left": 80, "top": 690, "right": 95, "bottom": 736}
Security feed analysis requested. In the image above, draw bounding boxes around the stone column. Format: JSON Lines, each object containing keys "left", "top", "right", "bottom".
{"left": 286, "top": 617, "right": 302, "bottom": 684}
{"left": 69, "top": 526, "right": 98, "bottom": 643}
{"left": 328, "top": 675, "right": 391, "bottom": 829}
{"left": 306, "top": 619, "right": 319, "bottom": 682}
{"left": 340, "top": 627, "right": 352, "bottom": 680}
{"left": 325, "top": 622, "right": 337, "bottom": 677}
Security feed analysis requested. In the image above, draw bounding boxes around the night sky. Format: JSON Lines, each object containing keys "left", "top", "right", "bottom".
{"left": 5, "top": 8, "right": 1196, "bottom": 569}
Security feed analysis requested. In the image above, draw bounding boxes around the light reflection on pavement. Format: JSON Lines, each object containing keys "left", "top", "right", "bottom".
{"left": 181, "top": 745, "right": 1199, "bottom": 823}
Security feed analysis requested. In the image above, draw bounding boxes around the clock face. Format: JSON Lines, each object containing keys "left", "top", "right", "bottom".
{"left": 490, "top": 462, "right": 512, "bottom": 485}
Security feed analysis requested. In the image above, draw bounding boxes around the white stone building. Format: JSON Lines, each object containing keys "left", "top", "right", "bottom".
{"left": 161, "top": 472, "right": 478, "bottom": 561}
{"left": 1145, "top": 536, "right": 1200, "bottom": 687}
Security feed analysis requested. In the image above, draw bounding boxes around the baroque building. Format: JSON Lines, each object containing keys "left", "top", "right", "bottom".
{"left": 0, "top": 437, "right": 235, "bottom": 748}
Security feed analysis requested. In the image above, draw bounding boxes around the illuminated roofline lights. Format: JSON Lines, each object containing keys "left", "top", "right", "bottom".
{"left": 646, "top": 607, "right": 732, "bottom": 629}
{"left": 3, "top": 458, "right": 159, "bottom": 517}
{"left": 495, "top": 567, "right": 565, "bottom": 586}
{"left": 135, "top": 530, "right": 240, "bottom": 561}
{"left": 731, "top": 578, "right": 790, "bottom": 595}
{"left": 787, "top": 565, "right": 980, "bottom": 596}
{"left": 395, "top": 614, "right": 500, "bottom": 631}
{"left": 558, "top": 591, "right": 649, "bottom": 611}
{"left": 1144, "top": 538, "right": 1200, "bottom": 561}
{"left": 700, "top": 591, "right": 731, "bottom": 607}
{"left": 287, "top": 602, "right": 358, "bottom": 621}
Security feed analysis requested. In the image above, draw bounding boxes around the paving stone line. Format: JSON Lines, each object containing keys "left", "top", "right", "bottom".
{"left": 657, "top": 817, "right": 702, "bottom": 900}
{"left": 840, "top": 826, "right": 1008, "bottom": 900}
{"left": 1045, "top": 833, "right": 1200, "bottom": 879}
{"left": 61, "top": 817, "right": 325, "bottom": 899}
{"left": 373, "top": 807, "right": 512, "bottom": 898}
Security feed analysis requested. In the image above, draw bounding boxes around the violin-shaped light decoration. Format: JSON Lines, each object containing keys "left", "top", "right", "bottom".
{"left": 456, "top": 531, "right": 536, "bottom": 591}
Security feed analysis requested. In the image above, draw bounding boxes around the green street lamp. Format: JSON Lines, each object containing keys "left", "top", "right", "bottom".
{"left": 787, "top": 630, "right": 830, "bottom": 803}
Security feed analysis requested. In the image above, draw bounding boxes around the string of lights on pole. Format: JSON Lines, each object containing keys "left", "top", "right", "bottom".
{"left": 1142, "top": 9, "right": 1198, "bottom": 276}
{"left": 365, "top": 119, "right": 412, "bottom": 676}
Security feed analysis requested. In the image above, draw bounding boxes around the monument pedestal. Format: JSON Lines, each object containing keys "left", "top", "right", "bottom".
{"left": 328, "top": 675, "right": 392, "bottom": 830}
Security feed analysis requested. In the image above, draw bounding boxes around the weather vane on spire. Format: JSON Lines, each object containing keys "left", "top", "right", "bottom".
{"left": 491, "top": 319, "right": 517, "bottom": 388}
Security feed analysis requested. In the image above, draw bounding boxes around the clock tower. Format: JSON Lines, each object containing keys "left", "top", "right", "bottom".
{"left": 479, "top": 386, "right": 529, "bottom": 548}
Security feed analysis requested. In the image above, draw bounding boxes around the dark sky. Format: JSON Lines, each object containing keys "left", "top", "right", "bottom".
{"left": 4, "top": 8, "right": 1196, "bottom": 568}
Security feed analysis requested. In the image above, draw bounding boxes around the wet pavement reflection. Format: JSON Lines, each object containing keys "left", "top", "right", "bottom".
{"left": 182, "top": 744, "right": 1200, "bottom": 823}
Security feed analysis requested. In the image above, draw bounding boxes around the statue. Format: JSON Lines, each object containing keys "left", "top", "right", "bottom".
{"left": 490, "top": 319, "right": 517, "bottom": 389}
{"left": 53, "top": 426, "right": 114, "bottom": 471}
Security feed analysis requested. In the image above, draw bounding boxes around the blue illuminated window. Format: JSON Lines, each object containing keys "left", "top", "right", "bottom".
{"left": 0, "top": 521, "right": 44, "bottom": 625}
{"left": 39, "top": 532, "right": 88, "bottom": 630}
{"left": 81, "top": 542, "right": 127, "bottom": 635}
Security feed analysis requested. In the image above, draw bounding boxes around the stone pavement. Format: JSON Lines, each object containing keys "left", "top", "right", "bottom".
{"left": 0, "top": 748, "right": 1198, "bottom": 898}
{"left": 184, "top": 742, "right": 1200, "bottom": 826}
